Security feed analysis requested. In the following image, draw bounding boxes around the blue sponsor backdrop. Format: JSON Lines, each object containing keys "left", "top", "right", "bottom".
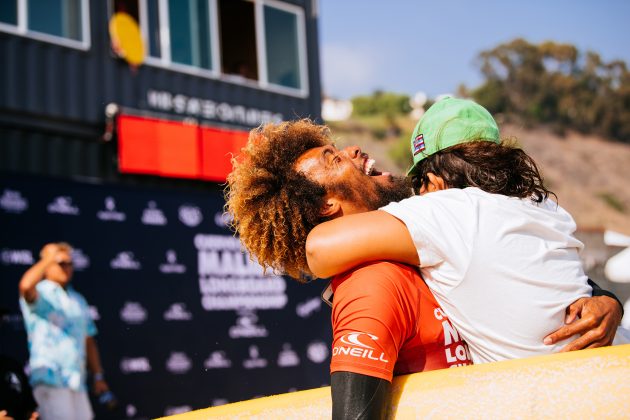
{"left": 0, "top": 173, "right": 332, "bottom": 419}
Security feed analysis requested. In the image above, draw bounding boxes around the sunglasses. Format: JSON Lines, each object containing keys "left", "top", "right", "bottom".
{"left": 58, "top": 261, "right": 73, "bottom": 268}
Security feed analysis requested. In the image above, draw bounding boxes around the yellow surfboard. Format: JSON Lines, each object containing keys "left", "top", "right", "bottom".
{"left": 159, "top": 344, "right": 630, "bottom": 419}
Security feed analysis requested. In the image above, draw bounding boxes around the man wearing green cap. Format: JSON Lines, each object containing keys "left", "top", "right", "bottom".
{"left": 306, "top": 97, "right": 626, "bottom": 363}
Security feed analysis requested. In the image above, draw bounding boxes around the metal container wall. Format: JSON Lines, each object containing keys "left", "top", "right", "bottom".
{"left": 0, "top": 0, "right": 322, "bottom": 185}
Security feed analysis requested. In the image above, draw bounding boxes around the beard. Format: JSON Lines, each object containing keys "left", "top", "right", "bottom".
{"left": 370, "top": 175, "right": 413, "bottom": 209}
{"left": 328, "top": 174, "right": 413, "bottom": 212}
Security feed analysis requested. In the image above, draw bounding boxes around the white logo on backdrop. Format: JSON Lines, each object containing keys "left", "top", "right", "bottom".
{"left": 111, "top": 252, "right": 141, "bottom": 270}
{"left": 178, "top": 205, "right": 202, "bottom": 227}
{"left": 88, "top": 305, "right": 100, "bottom": 321}
{"left": 228, "top": 310, "right": 268, "bottom": 339}
{"left": 141, "top": 201, "right": 167, "bottom": 226}
{"left": 0, "top": 190, "right": 28, "bottom": 213}
{"left": 97, "top": 197, "right": 126, "bottom": 221}
{"left": 47, "top": 196, "right": 80, "bottom": 215}
{"left": 242, "top": 345, "right": 267, "bottom": 369}
{"left": 159, "top": 250, "right": 186, "bottom": 274}
{"left": 307, "top": 341, "right": 329, "bottom": 364}
{"left": 163, "top": 303, "right": 193, "bottom": 321}
{"left": 204, "top": 351, "right": 232, "bottom": 369}
{"left": 277, "top": 344, "right": 300, "bottom": 367}
{"left": 1, "top": 249, "right": 34, "bottom": 266}
{"left": 71, "top": 249, "right": 90, "bottom": 271}
{"left": 126, "top": 405, "right": 137, "bottom": 418}
{"left": 213, "top": 211, "right": 232, "bottom": 228}
{"left": 164, "top": 406, "right": 193, "bottom": 416}
{"left": 120, "top": 302, "right": 148, "bottom": 324}
{"left": 211, "top": 399, "right": 228, "bottom": 407}
{"left": 120, "top": 357, "right": 152, "bottom": 373}
{"left": 195, "top": 234, "right": 288, "bottom": 311}
{"left": 296, "top": 297, "right": 322, "bottom": 319}
{"left": 166, "top": 352, "right": 192, "bottom": 374}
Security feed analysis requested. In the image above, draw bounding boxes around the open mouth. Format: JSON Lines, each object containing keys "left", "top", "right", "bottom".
{"left": 363, "top": 158, "right": 389, "bottom": 177}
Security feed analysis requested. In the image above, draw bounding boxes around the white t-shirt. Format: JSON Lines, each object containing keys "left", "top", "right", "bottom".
{"left": 381, "top": 187, "right": 592, "bottom": 363}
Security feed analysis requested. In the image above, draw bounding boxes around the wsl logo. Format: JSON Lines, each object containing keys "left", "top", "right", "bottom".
{"left": 1, "top": 249, "right": 34, "bottom": 266}
{"left": 204, "top": 351, "right": 232, "bottom": 369}
{"left": 120, "top": 357, "right": 152, "bottom": 373}
{"left": 0, "top": 189, "right": 28, "bottom": 213}
{"left": 332, "top": 332, "right": 389, "bottom": 363}
{"left": 163, "top": 303, "right": 193, "bottom": 321}
{"left": 47, "top": 196, "right": 80, "bottom": 216}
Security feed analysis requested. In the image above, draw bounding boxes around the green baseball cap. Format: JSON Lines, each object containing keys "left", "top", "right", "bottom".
{"left": 407, "top": 97, "right": 500, "bottom": 175}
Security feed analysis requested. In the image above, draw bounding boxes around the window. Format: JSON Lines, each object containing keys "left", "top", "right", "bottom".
{"left": 138, "top": 0, "right": 308, "bottom": 96}
{"left": 264, "top": 4, "right": 301, "bottom": 89}
{"left": 0, "top": 0, "right": 90, "bottom": 49}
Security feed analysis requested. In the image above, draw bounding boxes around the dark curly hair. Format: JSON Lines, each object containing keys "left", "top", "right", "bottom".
{"left": 225, "top": 119, "right": 333, "bottom": 280}
{"left": 411, "top": 140, "right": 554, "bottom": 203}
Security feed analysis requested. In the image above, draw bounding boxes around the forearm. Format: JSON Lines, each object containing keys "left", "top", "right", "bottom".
{"left": 331, "top": 371, "right": 391, "bottom": 420}
{"left": 19, "top": 258, "right": 54, "bottom": 302}
{"left": 86, "top": 336, "right": 104, "bottom": 375}
{"left": 306, "top": 210, "right": 418, "bottom": 278}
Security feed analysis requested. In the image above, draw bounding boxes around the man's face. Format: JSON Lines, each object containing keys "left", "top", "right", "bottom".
{"left": 45, "top": 249, "right": 73, "bottom": 287}
{"left": 294, "top": 144, "right": 411, "bottom": 215}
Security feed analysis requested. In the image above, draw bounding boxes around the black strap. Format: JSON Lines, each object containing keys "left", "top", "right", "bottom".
{"left": 589, "top": 278, "right": 624, "bottom": 316}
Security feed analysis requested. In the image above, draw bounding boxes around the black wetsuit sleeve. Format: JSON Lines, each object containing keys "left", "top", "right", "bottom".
{"left": 589, "top": 278, "right": 624, "bottom": 316}
{"left": 331, "top": 371, "right": 391, "bottom": 420}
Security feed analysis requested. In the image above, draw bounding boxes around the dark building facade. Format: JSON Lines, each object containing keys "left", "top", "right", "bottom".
{"left": 1, "top": 1, "right": 331, "bottom": 419}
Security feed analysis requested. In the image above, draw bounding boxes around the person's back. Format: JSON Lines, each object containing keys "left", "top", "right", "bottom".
{"left": 382, "top": 187, "right": 592, "bottom": 363}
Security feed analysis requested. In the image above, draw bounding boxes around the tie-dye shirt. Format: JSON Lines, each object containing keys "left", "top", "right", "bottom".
{"left": 19, "top": 280, "right": 97, "bottom": 391}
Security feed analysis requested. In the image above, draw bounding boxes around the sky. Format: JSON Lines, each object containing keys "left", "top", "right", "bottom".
{"left": 318, "top": 0, "right": 630, "bottom": 100}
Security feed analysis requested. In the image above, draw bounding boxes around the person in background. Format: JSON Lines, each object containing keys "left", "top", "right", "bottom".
{"left": 18, "top": 243, "right": 110, "bottom": 420}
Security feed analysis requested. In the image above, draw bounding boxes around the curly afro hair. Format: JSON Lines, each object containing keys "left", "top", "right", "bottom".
{"left": 225, "top": 119, "right": 333, "bottom": 280}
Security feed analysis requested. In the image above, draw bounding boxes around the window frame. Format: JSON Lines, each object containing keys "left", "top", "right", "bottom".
{"left": 0, "top": 0, "right": 91, "bottom": 50}
{"left": 137, "top": 0, "right": 309, "bottom": 98}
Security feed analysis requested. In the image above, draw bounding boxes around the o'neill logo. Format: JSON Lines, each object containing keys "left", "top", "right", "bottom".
{"left": 141, "top": 201, "right": 167, "bottom": 226}
{"left": 111, "top": 252, "right": 141, "bottom": 270}
{"left": 178, "top": 205, "right": 202, "bottom": 227}
{"left": 163, "top": 303, "right": 193, "bottom": 321}
{"left": 47, "top": 196, "right": 80, "bottom": 215}
{"left": 120, "top": 302, "right": 148, "bottom": 324}
{"left": 333, "top": 332, "right": 389, "bottom": 363}
{"left": 204, "top": 351, "right": 232, "bottom": 369}
{"left": 97, "top": 197, "right": 126, "bottom": 222}
{"left": 120, "top": 357, "right": 152, "bottom": 373}
{"left": 0, "top": 189, "right": 28, "bottom": 213}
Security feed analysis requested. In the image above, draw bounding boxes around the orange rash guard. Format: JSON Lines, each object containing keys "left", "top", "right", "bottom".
{"left": 330, "top": 261, "right": 472, "bottom": 382}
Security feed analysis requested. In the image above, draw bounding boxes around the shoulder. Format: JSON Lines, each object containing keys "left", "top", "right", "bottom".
{"left": 333, "top": 261, "right": 419, "bottom": 301}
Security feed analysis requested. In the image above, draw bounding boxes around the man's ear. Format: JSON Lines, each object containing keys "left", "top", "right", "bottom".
{"left": 425, "top": 172, "right": 447, "bottom": 192}
{"left": 320, "top": 196, "right": 342, "bottom": 218}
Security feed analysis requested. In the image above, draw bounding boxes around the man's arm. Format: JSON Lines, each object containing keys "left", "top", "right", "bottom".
{"left": 331, "top": 372, "right": 391, "bottom": 420}
{"left": 544, "top": 280, "right": 623, "bottom": 351}
{"left": 18, "top": 244, "right": 63, "bottom": 303}
{"left": 306, "top": 211, "right": 418, "bottom": 278}
{"left": 86, "top": 336, "right": 109, "bottom": 395}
